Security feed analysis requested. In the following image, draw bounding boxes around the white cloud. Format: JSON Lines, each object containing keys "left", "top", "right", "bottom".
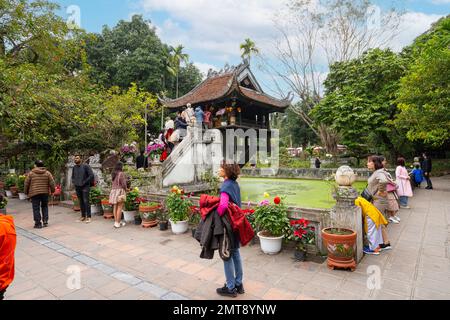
{"left": 431, "top": 0, "right": 450, "bottom": 4}
{"left": 193, "top": 62, "right": 219, "bottom": 79}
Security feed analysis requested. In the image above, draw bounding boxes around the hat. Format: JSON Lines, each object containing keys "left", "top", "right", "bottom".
{"left": 187, "top": 103, "right": 192, "bottom": 108}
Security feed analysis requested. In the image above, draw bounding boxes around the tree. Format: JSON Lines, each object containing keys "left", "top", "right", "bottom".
{"left": 275, "top": 106, "right": 318, "bottom": 149}
{"left": 394, "top": 16, "right": 450, "bottom": 147}
{"left": 311, "top": 49, "right": 408, "bottom": 158}
{"left": 258, "top": 0, "right": 403, "bottom": 153}
{"left": 169, "top": 45, "right": 189, "bottom": 98}
{"left": 240, "top": 38, "right": 259, "bottom": 62}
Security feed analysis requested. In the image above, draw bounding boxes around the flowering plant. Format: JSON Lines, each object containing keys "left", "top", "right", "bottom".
{"left": 147, "top": 142, "right": 165, "bottom": 159}
{"left": 124, "top": 187, "right": 141, "bottom": 211}
{"left": 121, "top": 142, "right": 138, "bottom": 157}
{"left": 165, "top": 186, "right": 192, "bottom": 223}
{"left": 253, "top": 194, "right": 290, "bottom": 237}
{"left": 17, "top": 175, "right": 26, "bottom": 193}
{"left": 288, "top": 218, "right": 316, "bottom": 252}
{"left": 0, "top": 194, "right": 7, "bottom": 209}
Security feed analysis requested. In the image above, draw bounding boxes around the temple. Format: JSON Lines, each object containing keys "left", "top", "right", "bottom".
{"left": 158, "top": 60, "right": 293, "bottom": 190}
{"left": 161, "top": 59, "right": 292, "bottom": 130}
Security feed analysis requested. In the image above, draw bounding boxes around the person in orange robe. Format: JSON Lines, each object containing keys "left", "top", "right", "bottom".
{"left": 0, "top": 204, "right": 16, "bottom": 300}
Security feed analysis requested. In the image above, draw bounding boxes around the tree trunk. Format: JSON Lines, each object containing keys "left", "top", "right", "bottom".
{"left": 318, "top": 124, "right": 339, "bottom": 154}
{"left": 176, "top": 72, "right": 179, "bottom": 98}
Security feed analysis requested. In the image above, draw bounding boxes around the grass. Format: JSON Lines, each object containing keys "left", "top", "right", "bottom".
{"left": 239, "top": 177, "right": 366, "bottom": 209}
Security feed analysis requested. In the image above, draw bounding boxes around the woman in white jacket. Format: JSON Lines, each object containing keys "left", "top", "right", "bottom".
{"left": 395, "top": 157, "right": 413, "bottom": 209}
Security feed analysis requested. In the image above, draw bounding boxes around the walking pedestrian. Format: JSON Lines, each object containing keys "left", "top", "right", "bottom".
{"left": 0, "top": 209, "right": 16, "bottom": 300}
{"left": 24, "top": 160, "right": 56, "bottom": 228}
{"left": 395, "top": 157, "right": 413, "bottom": 209}
{"left": 315, "top": 157, "right": 321, "bottom": 169}
{"left": 109, "top": 162, "right": 128, "bottom": 229}
{"left": 71, "top": 155, "right": 95, "bottom": 223}
{"left": 421, "top": 152, "right": 433, "bottom": 189}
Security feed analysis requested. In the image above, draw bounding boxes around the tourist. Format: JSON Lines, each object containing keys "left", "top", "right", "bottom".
{"left": 174, "top": 110, "right": 188, "bottom": 146}
{"left": 204, "top": 107, "right": 212, "bottom": 129}
{"left": 0, "top": 207, "right": 16, "bottom": 300}
{"left": 421, "top": 152, "right": 433, "bottom": 190}
{"left": 411, "top": 164, "right": 424, "bottom": 188}
{"left": 109, "top": 162, "right": 127, "bottom": 229}
{"left": 366, "top": 156, "right": 391, "bottom": 252}
{"left": 185, "top": 103, "right": 196, "bottom": 126}
{"left": 72, "top": 155, "right": 95, "bottom": 223}
{"left": 396, "top": 157, "right": 413, "bottom": 209}
{"left": 380, "top": 157, "right": 401, "bottom": 224}
{"left": 315, "top": 157, "right": 321, "bottom": 169}
{"left": 195, "top": 106, "right": 205, "bottom": 129}
{"left": 164, "top": 116, "right": 174, "bottom": 132}
{"left": 216, "top": 162, "right": 245, "bottom": 298}
{"left": 136, "top": 150, "right": 148, "bottom": 170}
{"left": 355, "top": 196, "right": 390, "bottom": 255}
{"left": 24, "top": 160, "right": 56, "bottom": 228}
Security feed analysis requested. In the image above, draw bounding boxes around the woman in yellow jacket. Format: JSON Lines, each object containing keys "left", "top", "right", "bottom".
{"left": 355, "top": 197, "right": 391, "bottom": 255}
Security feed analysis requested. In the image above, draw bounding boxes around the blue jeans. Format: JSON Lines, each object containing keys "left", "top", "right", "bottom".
{"left": 399, "top": 196, "right": 409, "bottom": 207}
{"left": 223, "top": 248, "right": 243, "bottom": 290}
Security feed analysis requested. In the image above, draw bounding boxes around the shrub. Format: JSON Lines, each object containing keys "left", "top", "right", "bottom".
{"left": 253, "top": 196, "right": 290, "bottom": 237}
{"left": 5, "top": 174, "right": 17, "bottom": 189}
{"left": 165, "top": 186, "right": 192, "bottom": 223}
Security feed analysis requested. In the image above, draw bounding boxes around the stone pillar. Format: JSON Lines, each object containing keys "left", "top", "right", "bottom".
{"left": 64, "top": 156, "right": 75, "bottom": 200}
{"left": 88, "top": 154, "right": 105, "bottom": 190}
{"left": 330, "top": 166, "right": 363, "bottom": 263}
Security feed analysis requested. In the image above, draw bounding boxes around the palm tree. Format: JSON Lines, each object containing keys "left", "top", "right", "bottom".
{"left": 161, "top": 46, "right": 176, "bottom": 92}
{"left": 240, "top": 38, "right": 259, "bottom": 63}
{"left": 170, "top": 45, "right": 189, "bottom": 98}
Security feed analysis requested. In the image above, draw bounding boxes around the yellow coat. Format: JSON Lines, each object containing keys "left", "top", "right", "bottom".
{"left": 355, "top": 197, "right": 388, "bottom": 233}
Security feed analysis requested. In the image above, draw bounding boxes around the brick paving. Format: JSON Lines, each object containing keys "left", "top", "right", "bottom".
{"left": 3, "top": 176, "right": 450, "bottom": 300}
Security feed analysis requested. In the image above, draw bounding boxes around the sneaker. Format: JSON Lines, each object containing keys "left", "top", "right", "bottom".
{"left": 400, "top": 206, "right": 411, "bottom": 209}
{"left": 77, "top": 217, "right": 86, "bottom": 223}
{"left": 120, "top": 221, "right": 126, "bottom": 227}
{"left": 216, "top": 285, "right": 237, "bottom": 298}
{"left": 114, "top": 222, "right": 121, "bottom": 228}
{"left": 85, "top": 218, "right": 92, "bottom": 224}
{"left": 389, "top": 217, "right": 400, "bottom": 224}
{"left": 363, "top": 247, "right": 380, "bottom": 255}
{"left": 34, "top": 223, "right": 42, "bottom": 229}
{"left": 425, "top": 186, "right": 433, "bottom": 190}
{"left": 394, "top": 216, "right": 401, "bottom": 222}
{"left": 43, "top": 222, "right": 48, "bottom": 228}
{"left": 236, "top": 284, "right": 245, "bottom": 294}
{"left": 379, "top": 243, "right": 392, "bottom": 251}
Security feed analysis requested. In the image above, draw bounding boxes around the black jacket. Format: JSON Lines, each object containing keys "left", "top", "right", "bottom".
{"left": 72, "top": 164, "right": 94, "bottom": 188}
{"left": 175, "top": 117, "right": 188, "bottom": 130}
{"left": 136, "top": 155, "right": 148, "bottom": 169}
{"left": 422, "top": 158, "right": 432, "bottom": 173}
{"left": 194, "top": 210, "right": 235, "bottom": 260}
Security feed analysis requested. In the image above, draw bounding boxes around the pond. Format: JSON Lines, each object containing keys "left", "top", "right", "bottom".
{"left": 239, "top": 177, "right": 366, "bottom": 209}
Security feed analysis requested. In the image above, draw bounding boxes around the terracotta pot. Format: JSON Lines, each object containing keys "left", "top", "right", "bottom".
{"left": 71, "top": 194, "right": 80, "bottom": 211}
{"left": 141, "top": 218, "right": 158, "bottom": 228}
{"left": 321, "top": 227, "right": 357, "bottom": 271}
{"left": 10, "top": 186, "right": 18, "bottom": 196}
{"left": 139, "top": 204, "right": 161, "bottom": 213}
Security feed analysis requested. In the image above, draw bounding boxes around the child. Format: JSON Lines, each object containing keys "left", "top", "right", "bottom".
{"left": 411, "top": 164, "right": 424, "bottom": 188}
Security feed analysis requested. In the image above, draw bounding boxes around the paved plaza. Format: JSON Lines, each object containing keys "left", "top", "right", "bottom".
{"left": 3, "top": 176, "right": 450, "bottom": 300}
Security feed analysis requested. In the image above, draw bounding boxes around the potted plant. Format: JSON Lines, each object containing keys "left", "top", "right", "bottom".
{"left": 89, "top": 187, "right": 103, "bottom": 216}
{"left": 253, "top": 195, "right": 290, "bottom": 255}
{"left": 165, "top": 186, "right": 192, "bottom": 234}
{"left": 146, "top": 142, "right": 165, "bottom": 163}
{"left": 288, "top": 218, "right": 316, "bottom": 261}
{"left": 17, "top": 175, "right": 27, "bottom": 200}
{"left": 123, "top": 187, "right": 140, "bottom": 223}
{"left": 5, "top": 174, "right": 17, "bottom": 198}
{"left": 71, "top": 193, "right": 80, "bottom": 211}
{"left": 121, "top": 142, "right": 138, "bottom": 164}
{"left": 322, "top": 227, "right": 357, "bottom": 271}
{"left": 139, "top": 201, "right": 161, "bottom": 228}
{"left": 188, "top": 206, "right": 201, "bottom": 237}
{"left": 49, "top": 185, "right": 62, "bottom": 205}
{"left": 0, "top": 194, "right": 8, "bottom": 214}
{"left": 158, "top": 209, "right": 169, "bottom": 231}
{"left": 101, "top": 198, "right": 114, "bottom": 219}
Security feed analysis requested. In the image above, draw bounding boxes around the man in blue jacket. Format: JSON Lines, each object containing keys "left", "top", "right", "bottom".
{"left": 71, "top": 155, "right": 95, "bottom": 223}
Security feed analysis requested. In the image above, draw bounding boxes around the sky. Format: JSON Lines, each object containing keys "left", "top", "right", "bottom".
{"left": 54, "top": 0, "right": 449, "bottom": 96}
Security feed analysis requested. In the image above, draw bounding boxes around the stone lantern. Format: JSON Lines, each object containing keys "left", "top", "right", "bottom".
{"left": 330, "top": 166, "right": 363, "bottom": 263}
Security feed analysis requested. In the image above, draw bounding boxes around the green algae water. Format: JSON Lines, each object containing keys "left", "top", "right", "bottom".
{"left": 239, "top": 177, "right": 367, "bottom": 209}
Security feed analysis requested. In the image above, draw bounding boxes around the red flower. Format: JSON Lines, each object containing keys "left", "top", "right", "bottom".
{"left": 274, "top": 196, "right": 281, "bottom": 205}
{"left": 294, "top": 229, "right": 307, "bottom": 239}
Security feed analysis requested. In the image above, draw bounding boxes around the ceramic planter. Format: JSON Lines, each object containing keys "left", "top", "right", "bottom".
{"left": 169, "top": 219, "right": 188, "bottom": 234}
{"left": 322, "top": 227, "right": 357, "bottom": 271}
{"left": 139, "top": 204, "right": 160, "bottom": 228}
{"left": 5, "top": 190, "right": 13, "bottom": 198}
{"left": 90, "top": 204, "right": 102, "bottom": 216}
{"left": 257, "top": 231, "right": 284, "bottom": 255}
{"left": 71, "top": 194, "right": 80, "bottom": 211}
{"left": 125, "top": 156, "right": 134, "bottom": 165}
{"left": 123, "top": 210, "right": 137, "bottom": 223}
{"left": 18, "top": 193, "right": 27, "bottom": 200}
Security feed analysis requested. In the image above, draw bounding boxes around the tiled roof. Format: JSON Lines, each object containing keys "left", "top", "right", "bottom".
{"left": 239, "top": 86, "right": 290, "bottom": 109}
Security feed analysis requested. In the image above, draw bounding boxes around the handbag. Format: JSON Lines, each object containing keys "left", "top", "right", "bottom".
{"left": 117, "top": 194, "right": 126, "bottom": 203}
{"left": 361, "top": 187, "right": 373, "bottom": 202}
{"left": 386, "top": 182, "right": 398, "bottom": 192}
